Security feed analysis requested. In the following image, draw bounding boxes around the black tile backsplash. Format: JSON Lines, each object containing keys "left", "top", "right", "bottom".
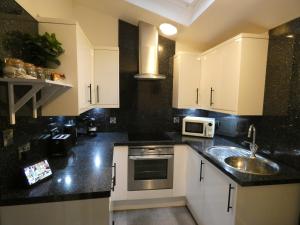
{"left": 80, "top": 21, "right": 208, "bottom": 133}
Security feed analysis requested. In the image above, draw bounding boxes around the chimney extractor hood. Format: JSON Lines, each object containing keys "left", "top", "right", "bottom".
{"left": 134, "top": 21, "right": 166, "bottom": 80}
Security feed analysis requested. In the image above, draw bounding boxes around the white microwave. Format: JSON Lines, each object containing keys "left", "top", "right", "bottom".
{"left": 182, "top": 116, "right": 215, "bottom": 138}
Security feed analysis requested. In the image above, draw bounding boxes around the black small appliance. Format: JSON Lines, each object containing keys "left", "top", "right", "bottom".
{"left": 87, "top": 117, "right": 97, "bottom": 136}
{"left": 50, "top": 134, "right": 73, "bottom": 156}
{"left": 64, "top": 122, "right": 77, "bottom": 144}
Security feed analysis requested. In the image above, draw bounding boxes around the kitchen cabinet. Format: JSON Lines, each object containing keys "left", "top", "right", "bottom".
{"left": 38, "top": 17, "right": 94, "bottom": 116}
{"left": 173, "top": 52, "right": 201, "bottom": 108}
{"left": 201, "top": 158, "right": 236, "bottom": 225}
{"left": 200, "top": 33, "right": 269, "bottom": 115}
{"left": 186, "top": 146, "right": 205, "bottom": 223}
{"left": 185, "top": 146, "right": 300, "bottom": 225}
{"left": 0, "top": 198, "right": 110, "bottom": 225}
{"left": 93, "top": 47, "right": 119, "bottom": 108}
{"left": 186, "top": 147, "right": 236, "bottom": 225}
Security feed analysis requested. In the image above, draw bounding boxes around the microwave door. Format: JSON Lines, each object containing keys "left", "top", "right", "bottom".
{"left": 185, "top": 122, "right": 204, "bottom": 136}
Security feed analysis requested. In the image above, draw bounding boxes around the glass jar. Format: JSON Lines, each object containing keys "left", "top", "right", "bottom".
{"left": 3, "top": 58, "right": 17, "bottom": 78}
{"left": 43, "top": 68, "right": 52, "bottom": 80}
{"left": 36, "top": 67, "right": 45, "bottom": 79}
{"left": 24, "top": 63, "right": 37, "bottom": 78}
{"left": 11, "top": 59, "right": 27, "bottom": 77}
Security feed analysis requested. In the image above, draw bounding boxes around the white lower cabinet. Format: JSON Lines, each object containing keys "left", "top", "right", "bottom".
{"left": 185, "top": 146, "right": 300, "bottom": 225}
{"left": 186, "top": 147, "right": 236, "bottom": 225}
{"left": 0, "top": 198, "right": 110, "bottom": 225}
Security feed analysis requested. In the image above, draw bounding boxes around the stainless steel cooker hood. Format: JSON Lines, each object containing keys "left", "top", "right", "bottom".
{"left": 134, "top": 21, "right": 166, "bottom": 80}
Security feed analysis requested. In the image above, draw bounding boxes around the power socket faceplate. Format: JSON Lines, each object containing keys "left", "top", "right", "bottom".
{"left": 110, "top": 117, "right": 117, "bottom": 124}
{"left": 1, "top": 129, "right": 13, "bottom": 148}
{"left": 173, "top": 117, "right": 180, "bottom": 124}
{"left": 18, "top": 142, "right": 31, "bottom": 160}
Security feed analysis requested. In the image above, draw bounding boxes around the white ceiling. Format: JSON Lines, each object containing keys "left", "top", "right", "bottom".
{"left": 74, "top": 0, "right": 300, "bottom": 50}
{"left": 125, "top": 0, "right": 214, "bottom": 25}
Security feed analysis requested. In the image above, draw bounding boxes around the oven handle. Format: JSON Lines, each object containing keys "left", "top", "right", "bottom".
{"left": 129, "top": 155, "right": 173, "bottom": 160}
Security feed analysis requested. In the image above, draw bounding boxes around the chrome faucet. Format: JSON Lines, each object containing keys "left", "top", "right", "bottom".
{"left": 246, "top": 124, "right": 259, "bottom": 158}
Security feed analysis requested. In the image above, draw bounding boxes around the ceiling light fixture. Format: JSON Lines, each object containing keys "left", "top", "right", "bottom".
{"left": 159, "top": 23, "right": 177, "bottom": 36}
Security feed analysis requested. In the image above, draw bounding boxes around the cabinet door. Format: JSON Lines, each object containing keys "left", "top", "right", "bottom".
{"left": 200, "top": 50, "right": 220, "bottom": 110}
{"left": 186, "top": 147, "right": 205, "bottom": 224}
{"left": 174, "top": 54, "right": 201, "bottom": 108}
{"left": 94, "top": 49, "right": 119, "bottom": 108}
{"left": 77, "top": 26, "right": 94, "bottom": 111}
{"left": 202, "top": 162, "right": 236, "bottom": 225}
{"left": 111, "top": 146, "right": 128, "bottom": 201}
{"left": 212, "top": 40, "right": 241, "bottom": 112}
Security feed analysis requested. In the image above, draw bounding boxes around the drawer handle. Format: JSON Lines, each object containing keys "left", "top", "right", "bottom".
{"left": 196, "top": 88, "right": 199, "bottom": 104}
{"left": 227, "top": 183, "right": 235, "bottom": 212}
{"left": 200, "top": 160, "right": 204, "bottom": 182}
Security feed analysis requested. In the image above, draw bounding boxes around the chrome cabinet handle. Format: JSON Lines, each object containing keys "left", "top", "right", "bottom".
{"left": 227, "top": 184, "right": 235, "bottom": 212}
{"left": 210, "top": 87, "right": 214, "bottom": 106}
{"left": 196, "top": 88, "right": 199, "bottom": 104}
{"left": 97, "top": 85, "right": 100, "bottom": 103}
{"left": 88, "top": 84, "right": 92, "bottom": 104}
{"left": 111, "top": 163, "right": 116, "bottom": 191}
{"left": 129, "top": 155, "right": 173, "bottom": 160}
{"left": 200, "top": 160, "right": 204, "bottom": 182}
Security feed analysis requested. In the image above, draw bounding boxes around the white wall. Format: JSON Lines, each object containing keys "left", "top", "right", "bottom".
{"left": 73, "top": 3, "right": 118, "bottom": 47}
{"left": 16, "top": 0, "right": 74, "bottom": 20}
{"left": 175, "top": 41, "right": 202, "bottom": 54}
{"left": 16, "top": 0, "right": 118, "bottom": 47}
{"left": 16, "top": 0, "right": 199, "bottom": 50}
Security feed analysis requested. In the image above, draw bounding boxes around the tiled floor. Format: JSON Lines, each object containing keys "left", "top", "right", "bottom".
{"left": 113, "top": 207, "right": 197, "bottom": 225}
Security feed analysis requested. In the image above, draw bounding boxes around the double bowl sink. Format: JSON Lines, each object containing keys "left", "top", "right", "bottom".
{"left": 205, "top": 146, "right": 280, "bottom": 175}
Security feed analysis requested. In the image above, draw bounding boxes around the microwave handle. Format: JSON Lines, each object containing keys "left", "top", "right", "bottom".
{"left": 129, "top": 155, "right": 173, "bottom": 160}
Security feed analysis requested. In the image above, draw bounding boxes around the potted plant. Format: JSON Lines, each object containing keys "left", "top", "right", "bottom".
{"left": 3, "top": 31, "right": 65, "bottom": 69}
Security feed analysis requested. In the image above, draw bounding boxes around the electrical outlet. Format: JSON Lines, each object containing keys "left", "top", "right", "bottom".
{"left": 18, "top": 142, "right": 31, "bottom": 160}
{"left": 0, "top": 129, "right": 13, "bottom": 148}
{"left": 110, "top": 117, "right": 117, "bottom": 124}
{"left": 173, "top": 117, "right": 180, "bottom": 124}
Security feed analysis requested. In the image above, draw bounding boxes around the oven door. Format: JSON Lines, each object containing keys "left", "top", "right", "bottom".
{"left": 128, "top": 155, "right": 174, "bottom": 191}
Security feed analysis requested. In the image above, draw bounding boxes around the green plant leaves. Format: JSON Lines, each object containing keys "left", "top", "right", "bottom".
{"left": 2, "top": 31, "right": 65, "bottom": 68}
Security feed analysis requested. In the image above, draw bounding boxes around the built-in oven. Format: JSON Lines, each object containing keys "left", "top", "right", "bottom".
{"left": 128, "top": 145, "right": 174, "bottom": 191}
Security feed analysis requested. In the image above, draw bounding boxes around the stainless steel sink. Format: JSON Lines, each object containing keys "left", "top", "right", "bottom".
{"left": 206, "top": 146, "right": 252, "bottom": 160}
{"left": 224, "top": 156, "right": 280, "bottom": 175}
{"left": 205, "top": 146, "right": 280, "bottom": 175}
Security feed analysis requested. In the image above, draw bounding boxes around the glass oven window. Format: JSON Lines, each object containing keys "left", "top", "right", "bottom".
{"left": 134, "top": 159, "right": 168, "bottom": 180}
{"left": 185, "top": 122, "right": 204, "bottom": 133}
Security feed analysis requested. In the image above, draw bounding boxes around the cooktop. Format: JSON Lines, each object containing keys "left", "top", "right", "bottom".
{"left": 128, "top": 133, "right": 172, "bottom": 142}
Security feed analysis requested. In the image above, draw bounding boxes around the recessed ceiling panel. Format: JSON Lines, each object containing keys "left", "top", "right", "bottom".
{"left": 125, "top": 0, "right": 215, "bottom": 26}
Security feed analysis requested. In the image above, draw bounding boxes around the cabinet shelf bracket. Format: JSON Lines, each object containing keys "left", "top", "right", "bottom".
{"left": 0, "top": 78, "right": 72, "bottom": 125}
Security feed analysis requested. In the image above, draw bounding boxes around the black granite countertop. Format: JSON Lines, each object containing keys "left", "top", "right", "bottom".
{"left": 115, "top": 132, "right": 300, "bottom": 186}
{"left": 1, "top": 132, "right": 300, "bottom": 207}
{"left": 0, "top": 133, "right": 128, "bottom": 206}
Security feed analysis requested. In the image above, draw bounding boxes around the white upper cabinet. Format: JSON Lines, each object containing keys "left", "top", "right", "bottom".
{"left": 173, "top": 52, "right": 201, "bottom": 108}
{"left": 200, "top": 33, "right": 269, "bottom": 115}
{"left": 39, "top": 18, "right": 94, "bottom": 116}
{"left": 93, "top": 47, "right": 119, "bottom": 108}
{"left": 77, "top": 26, "right": 94, "bottom": 111}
